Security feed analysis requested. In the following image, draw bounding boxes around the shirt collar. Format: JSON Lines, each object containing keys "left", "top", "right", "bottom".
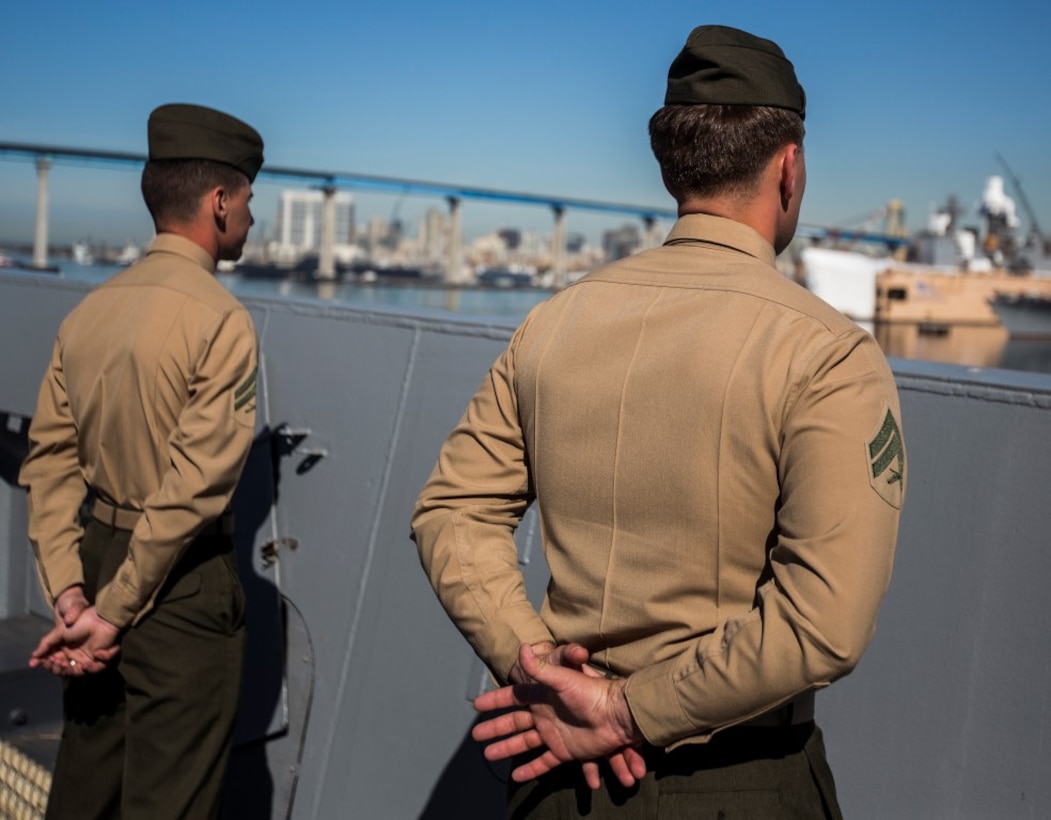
{"left": 146, "top": 233, "right": 217, "bottom": 274}
{"left": 664, "top": 213, "right": 777, "bottom": 267}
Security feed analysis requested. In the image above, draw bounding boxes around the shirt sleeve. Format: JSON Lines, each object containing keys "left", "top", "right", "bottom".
{"left": 20, "top": 334, "right": 88, "bottom": 605}
{"left": 412, "top": 326, "right": 555, "bottom": 684}
{"left": 94, "top": 308, "right": 259, "bottom": 628}
{"left": 624, "top": 332, "right": 905, "bottom": 747}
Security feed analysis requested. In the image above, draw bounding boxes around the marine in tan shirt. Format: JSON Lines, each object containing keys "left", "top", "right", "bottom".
{"left": 413, "top": 25, "right": 905, "bottom": 818}
{"left": 20, "top": 103, "right": 263, "bottom": 820}
{"left": 21, "top": 232, "right": 258, "bottom": 629}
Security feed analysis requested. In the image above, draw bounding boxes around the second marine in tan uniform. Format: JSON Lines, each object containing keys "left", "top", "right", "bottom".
{"left": 414, "top": 213, "right": 904, "bottom": 742}
{"left": 413, "top": 25, "right": 905, "bottom": 818}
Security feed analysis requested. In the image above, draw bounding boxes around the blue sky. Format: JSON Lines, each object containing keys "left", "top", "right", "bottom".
{"left": 2, "top": 0, "right": 1050, "bottom": 248}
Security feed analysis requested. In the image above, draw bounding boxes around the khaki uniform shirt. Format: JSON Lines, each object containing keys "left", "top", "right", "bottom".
{"left": 412, "top": 214, "right": 905, "bottom": 749}
{"left": 20, "top": 233, "right": 258, "bottom": 629}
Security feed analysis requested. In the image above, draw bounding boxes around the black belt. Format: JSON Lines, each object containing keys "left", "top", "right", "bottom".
{"left": 92, "top": 498, "right": 235, "bottom": 536}
{"left": 739, "top": 692, "right": 815, "bottom": 728}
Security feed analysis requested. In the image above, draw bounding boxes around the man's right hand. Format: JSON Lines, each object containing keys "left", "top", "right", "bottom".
{"left": 508, "top": 642, "right": 590, "bottom": 685}
{"left": 53, "top": 585, "right": 89, "bottom": 628}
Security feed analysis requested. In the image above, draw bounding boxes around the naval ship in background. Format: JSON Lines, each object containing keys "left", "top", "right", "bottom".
{"left": 987, "top": 291, "right": 1051, "bottom": 338}
{"left": 801, "top": 162, "right": 1051, "bottom": 340}
{"left": 1, "top": 143, "right": 1050, "bottom": 819}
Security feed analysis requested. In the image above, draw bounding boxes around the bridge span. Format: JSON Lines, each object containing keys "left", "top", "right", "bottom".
{"left": 2, "top": 140, "right": 906, "bottom": 284}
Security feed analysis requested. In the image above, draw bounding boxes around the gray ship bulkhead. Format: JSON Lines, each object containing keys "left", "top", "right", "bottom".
{"left": 1, "top": 271, "right": 1049, "bottom": 819}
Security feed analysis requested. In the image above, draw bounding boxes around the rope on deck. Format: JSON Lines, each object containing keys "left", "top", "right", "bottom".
{"left": 0, "top": 739, "right": 50, "bottom": 820}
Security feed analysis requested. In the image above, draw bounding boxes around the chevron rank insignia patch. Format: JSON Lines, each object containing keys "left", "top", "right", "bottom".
{"left": 866, "top": 403, "right": 905, "bottom": 509}
{"left": 234, "top": 365, "right": 257, "bottom": 423}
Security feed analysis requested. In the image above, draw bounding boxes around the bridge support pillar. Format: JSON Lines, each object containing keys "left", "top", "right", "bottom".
{"left": 32, "top": 157, "right": 51, "bottom": 269}
{"left": 318, "top": 184, "right": 337, "bottom": 281}
{"left": 551, "top": 206, "right": 566, "bottom": 289}
{"left": 445, "top": 197, "right": 464, "bottom": 284}
{"left": 642, "top": 216, "right": 664, "bottom": 250}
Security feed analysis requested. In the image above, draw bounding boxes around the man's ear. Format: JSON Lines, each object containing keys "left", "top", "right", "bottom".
{"left": 209, "top": 186, "right": 229, "bottom": 227}
{"left": 209, "top": 186, "right": 228, "bottom": 219}
{"left": 779, "top": 144, "right": 800, "bottom": 210}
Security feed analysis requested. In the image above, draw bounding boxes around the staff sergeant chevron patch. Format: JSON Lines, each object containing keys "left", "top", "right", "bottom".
{"left": 867, "top": 403, "right": 905, "bottom": 509}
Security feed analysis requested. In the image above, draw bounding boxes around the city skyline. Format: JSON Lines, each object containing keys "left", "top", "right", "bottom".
{"left": 3, "top": 1, "right": 1050, "bottom": 249}
{"left": 0, "top": 152, "right": 676, "bottom": 251}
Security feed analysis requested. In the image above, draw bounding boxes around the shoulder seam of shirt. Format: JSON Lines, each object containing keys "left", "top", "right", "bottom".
{"left": 571, "top": 275, "right": 859, "bottom": 338}
{"left": 100, "top": 278, "right": 244, "bottom": 315}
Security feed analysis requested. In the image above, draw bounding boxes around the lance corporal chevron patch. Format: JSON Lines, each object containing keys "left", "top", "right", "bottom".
{"left": 866, "top": 403, "right": 905, "bottom": 508}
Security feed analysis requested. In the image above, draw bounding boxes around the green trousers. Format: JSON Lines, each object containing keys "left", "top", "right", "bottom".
{"left": 45, "top": 518, "right": 246, "bottom": 820}
{"left": 508, "top": 722, "right": 843, "bottom": 819}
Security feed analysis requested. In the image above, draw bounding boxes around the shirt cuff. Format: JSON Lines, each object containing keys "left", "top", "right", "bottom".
{"left": 94, "top": 579, "right": 141, "bottom": 630}
{"left": 43, "top": 569, "right": 85, "bottom": 608}
{"left": 479, "top": 604, "right": 555, "bottom": 684}
{"left": 623, "top": 659, "right": 701, "bottom": 747}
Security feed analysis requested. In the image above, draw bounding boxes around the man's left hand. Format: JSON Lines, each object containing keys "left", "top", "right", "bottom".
{"left": 505, "top": 641, "right": 647, "bottom": 789}
{"left": 30, "top": 606, "right": 122, "bottom": 677}
{"left": 473, "top": 643, "right": 646, "bottom": 788}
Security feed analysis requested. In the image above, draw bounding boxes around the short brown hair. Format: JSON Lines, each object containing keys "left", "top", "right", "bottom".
{"left": 141, "top": 159, "right": 249, "bottom": 226}
{"left": 649, "top": 104, "right": 804, "bottom": 202}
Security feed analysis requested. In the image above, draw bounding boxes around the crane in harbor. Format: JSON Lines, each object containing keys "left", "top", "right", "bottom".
{"left": 996, "top": 152, "right": 1043, "bottom": 241}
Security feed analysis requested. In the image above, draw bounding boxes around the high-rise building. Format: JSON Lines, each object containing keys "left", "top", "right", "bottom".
{"left": 602, "top": 223, "right": 642, "bottom": 262}
{"left": 274, "top": 189, "right": 355, "bottom": 259}
{"left": 422, "top": 208, "right": 447, "bottom": 263}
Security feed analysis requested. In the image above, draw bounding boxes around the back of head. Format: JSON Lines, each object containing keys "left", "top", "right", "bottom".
{"left": 651, "top": 25, "right": 806, "bottom": 203}
{"left": 141, "top": 103, "right": 264, "bottom": 228}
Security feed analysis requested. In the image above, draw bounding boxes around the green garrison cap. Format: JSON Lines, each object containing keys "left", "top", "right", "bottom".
{"left": 148, "top": 103, "right": 264, "bottom": 182}
{"left": 665, "top": 25, "right": 806, "bottom": 120}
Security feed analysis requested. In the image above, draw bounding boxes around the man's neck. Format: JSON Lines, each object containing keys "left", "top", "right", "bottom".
{"left": 155, "top": 223, "right": 218, "bottom": 264}
{"left": 677, "top": 195, "right": 778, "bottom": 249}
{"left": 674, "top": 147, "right": 800, "bottom": 254}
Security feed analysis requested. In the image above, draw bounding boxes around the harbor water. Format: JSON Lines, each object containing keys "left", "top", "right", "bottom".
{"left": 32, "top": 259, "right": 1051, "bottom": 376}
